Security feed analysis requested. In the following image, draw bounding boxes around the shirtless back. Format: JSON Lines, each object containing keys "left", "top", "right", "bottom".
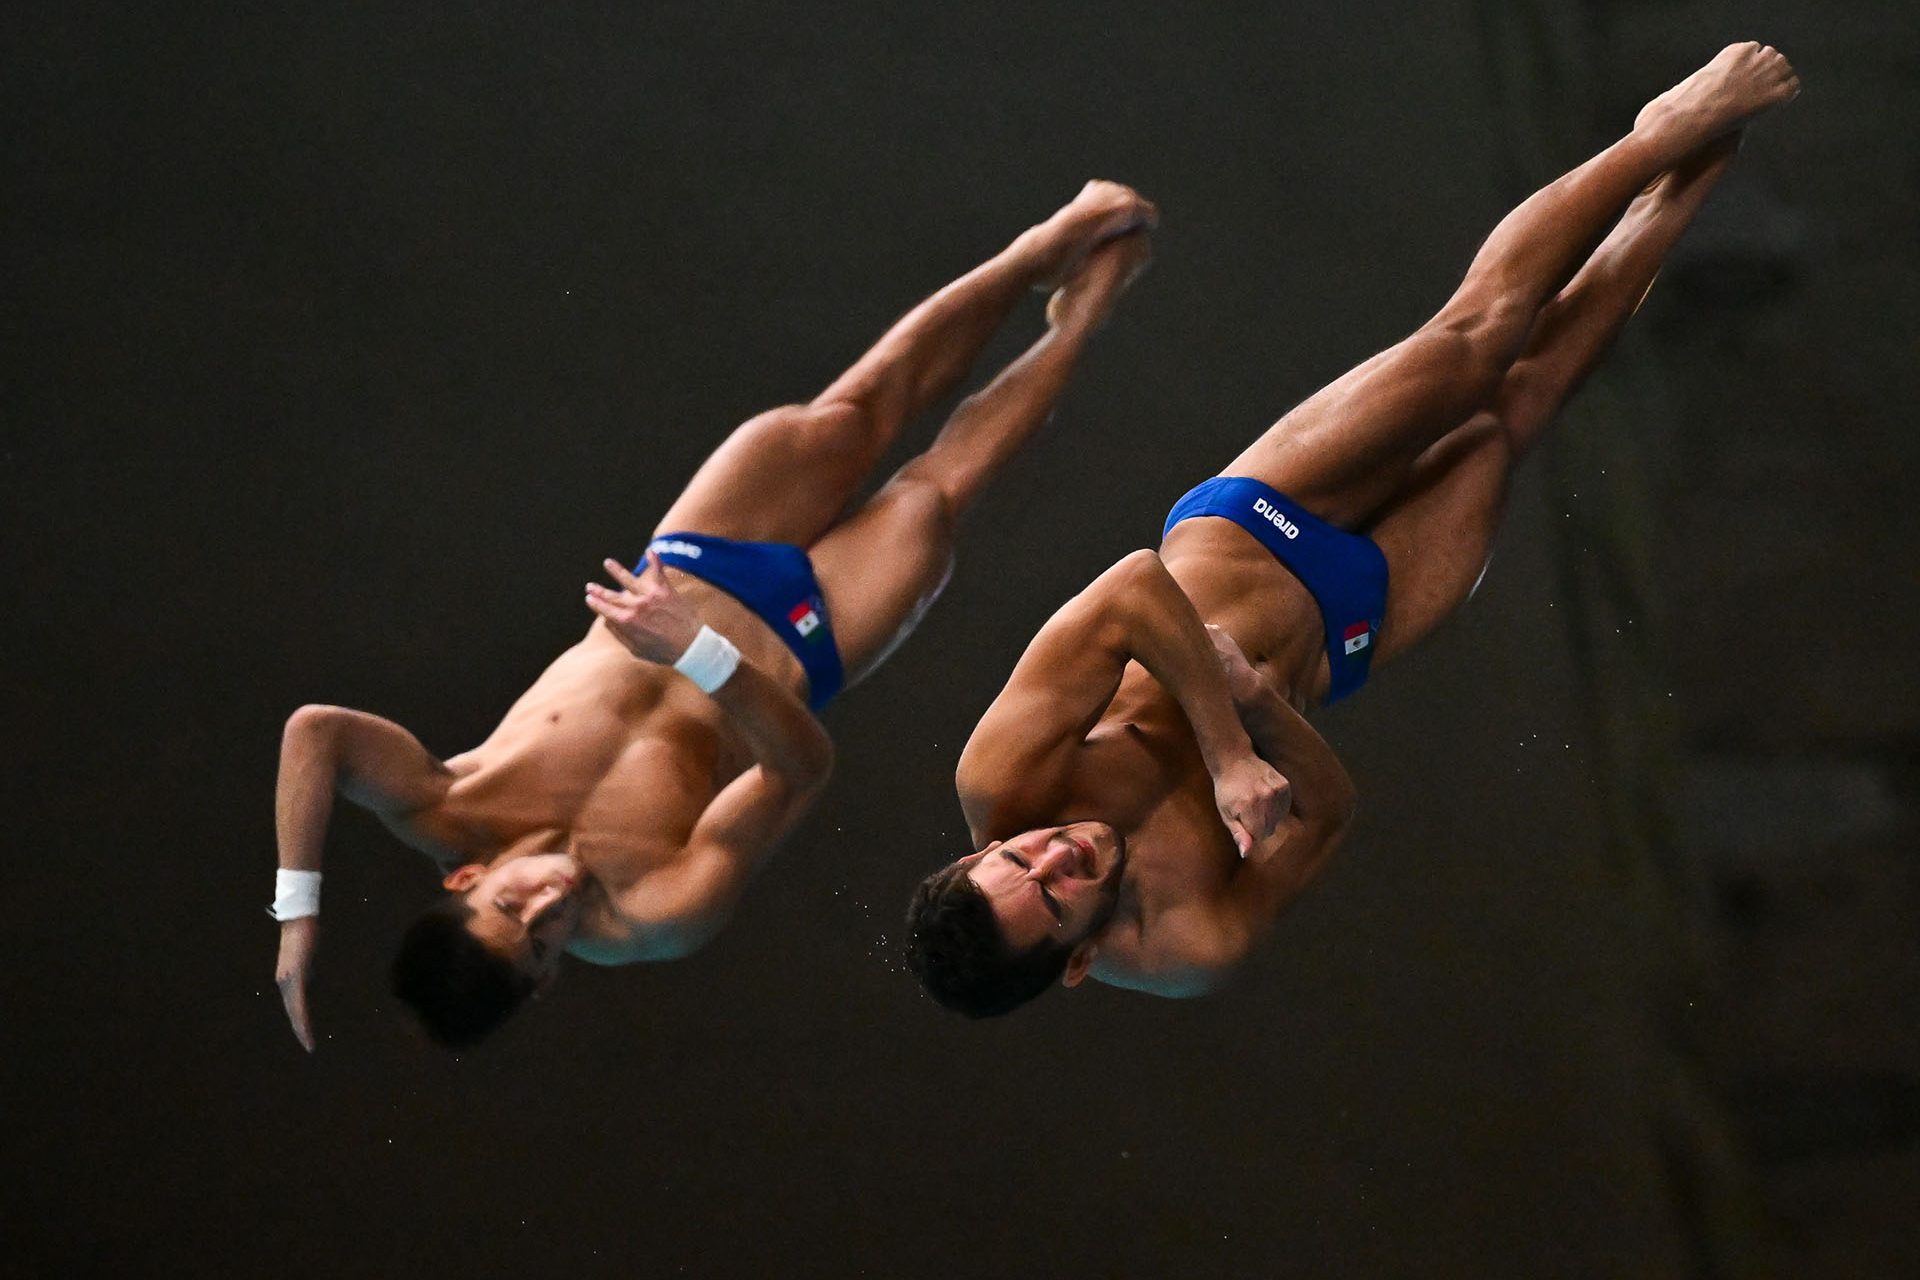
{"left": 271, "top": 181, "right": 1160, "bottom": 1049}
{"left": 916, "top": 44, "right": 1798, "bottom": 1014}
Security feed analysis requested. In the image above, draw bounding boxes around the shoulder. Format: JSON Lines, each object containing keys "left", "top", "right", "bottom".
{"left": 570, "top": 873, "right": 731, "bottom": 965}
{"left": 1094, "top": 899, "right": 1252, "bottom": 998}
{"left": 955, "top": 730, "right": 1095, "bottom": 839}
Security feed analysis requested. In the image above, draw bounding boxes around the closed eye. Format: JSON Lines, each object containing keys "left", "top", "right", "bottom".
{"left": 1000, "top": 851, "right": 1063, "bottom": 922}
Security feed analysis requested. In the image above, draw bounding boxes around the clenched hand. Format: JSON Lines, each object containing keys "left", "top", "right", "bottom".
{"left": 1212, "top": 754, "right": 1292, "bottom": 859}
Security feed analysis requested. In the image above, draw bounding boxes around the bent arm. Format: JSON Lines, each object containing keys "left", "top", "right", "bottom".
{"left": 271, "top": 704, "right": 449, "bottom": 1051}
{"left": 1092, "top": 550, "right": 1259, "bottom": 776}
{"left": 585, "top": 557, "right": 832, "bottom": 795}
{"left": 958, "top": 551, "right": 1274, "bottom": 844}
{"left": 704, "top": 660, "right": 835, "bottom": 799}
{"left": 275, "top": 704, "right": 451, "bottom": 874}
{"left": 1221, "top": 680, "right": 1357, "bottom": 934}
{"left": 616, "top": 750, "right": 829, "bottom": 953}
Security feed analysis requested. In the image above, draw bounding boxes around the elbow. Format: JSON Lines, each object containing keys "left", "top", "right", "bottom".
{"left": 1115, "top": 547, "right": 1165, "bottom": 582}
{"left": 1335, "top": 792, "right": 1359, "bottom": 844}
{"left": 1319, "top": 788, "right": 1358, "bottom": 856}
{"left": 1326, "top": 769, "right": 1359, "bottom": 835}
{"left": 799, "top": 731, "right": 835, "bottom": 798}
{"left": 283, "top": 704, "right": 343, "bottom": 745}
{"left": 1089, "top": 548, "right": 1163, "bottom": 595}
{"left": 1084, "top": 549, "right": 1167, "bottom": 634}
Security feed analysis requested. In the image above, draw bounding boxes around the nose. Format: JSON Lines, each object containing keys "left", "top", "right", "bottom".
{"left": 522, "top": 884, "right": 567, "bottom": 925}
{"left": 1028, "top": 842, "right": 1077, "bottom": 880}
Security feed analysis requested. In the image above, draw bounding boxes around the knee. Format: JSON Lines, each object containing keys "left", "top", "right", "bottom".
{"left": 1424, "top": 308, "right": 1523, "bottom": 407}
{"left": 881, "top": 466, "right": 961, "bottom": 550}
{"left": 752, "top": 400, "right": 887, "bottom": 470}
{"left": 806, "top": 397, "right": 902, "bottom": 462}
{"left": 1453, "top": 413, "right": 1514, "bottom": 466}
{"left": 1443, "top": 415, "right": 1516, "bottom": 515}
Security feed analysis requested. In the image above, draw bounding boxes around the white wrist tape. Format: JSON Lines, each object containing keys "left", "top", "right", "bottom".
{"left": 268, "top": 869, "right": 322, "bottom": 921}
{"left": 673, "top": 624, "right": 740, "bottom": 695}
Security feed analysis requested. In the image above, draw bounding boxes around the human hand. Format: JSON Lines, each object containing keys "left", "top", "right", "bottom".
{"left": 1205, "top": 624, "right": 1269, "bottom": 708}
{"left": 1213, "top": 753, "right": 1292, "bottom": 859}
{"left": 275, "top": 916, "right": 319, "bottom": 1052}
{"left": 585, "top": 557, "right": 702, "bottom": 664}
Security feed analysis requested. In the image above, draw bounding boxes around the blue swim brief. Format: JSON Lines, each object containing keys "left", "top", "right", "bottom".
{"left": 1162, "top": 475, "right": 1388, "bottom": 705}
{"left": 641, "top": 532, "right": 845, "bottom": 710}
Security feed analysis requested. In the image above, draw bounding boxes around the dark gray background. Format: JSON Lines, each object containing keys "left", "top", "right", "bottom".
{"left": 8, "top": 2, "right": 1916, "bottom": 1277}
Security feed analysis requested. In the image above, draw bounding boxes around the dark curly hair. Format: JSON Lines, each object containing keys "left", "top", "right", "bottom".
{"left": 904, "top": 860, "right": 1073, "bottom": 1018}
{"left": 390, "top": 898, "right": 536, "bottom": 1049}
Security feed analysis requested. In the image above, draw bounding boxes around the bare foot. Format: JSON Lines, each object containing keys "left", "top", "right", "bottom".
{"left": 1031, "top": 179, "right": 1159, "bottom": 289}
{"left": 1046, "top": 229, "right": 1153, "bottom": 332}
{"left": 1634, "top": 42, "right": 1799, "bottom": 146}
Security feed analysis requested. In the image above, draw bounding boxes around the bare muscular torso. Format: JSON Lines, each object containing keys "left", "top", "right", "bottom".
{"left": 389, "top": 572, "right": 809, "bottom": 961}
{"left": 1038, "top": 518, "right": 1333, "bottom": 993}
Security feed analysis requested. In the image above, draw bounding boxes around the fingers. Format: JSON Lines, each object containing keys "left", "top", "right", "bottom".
{"left": 602, "top": 557, "right": 642, "bottom": 590}
{"left": 594, "top": 556, "right": 673, "bottom": 600}
{"left": 280, "top": 980, "right": 315, "bottom": 1053}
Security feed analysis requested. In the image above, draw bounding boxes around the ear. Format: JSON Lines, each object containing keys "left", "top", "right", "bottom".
{"left": 1061, "top": 940, "right": 1098, "bottom": 989}
{"left": 442, "top": 863, "right": 486, "bottom": 892}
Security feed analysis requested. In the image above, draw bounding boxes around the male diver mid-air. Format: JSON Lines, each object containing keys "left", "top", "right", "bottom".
{"left": 272, "top": 182, "right": 1157, "bottom": 1049}
{"left": 907, "top": 44, "right": 1799, "bottom": 1016}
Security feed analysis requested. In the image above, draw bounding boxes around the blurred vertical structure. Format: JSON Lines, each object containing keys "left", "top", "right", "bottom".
{"left": 1478, "top": 3, "right": 1920, "bottom": 1276}
{"left": 1474, "top": 6, "right": 1766, "bottom": 1277}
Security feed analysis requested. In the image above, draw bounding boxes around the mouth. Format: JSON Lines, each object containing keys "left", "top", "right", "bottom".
{"left": 1067, "top": 833, "right": 1097, "bottom": 877}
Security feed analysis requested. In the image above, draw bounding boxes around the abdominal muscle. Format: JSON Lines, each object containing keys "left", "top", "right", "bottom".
{"left": 1158, "top": 518, "right": 1329, "bottom": 709}
{"left": 421, "top": 578, "right": 804, "bottom": 893}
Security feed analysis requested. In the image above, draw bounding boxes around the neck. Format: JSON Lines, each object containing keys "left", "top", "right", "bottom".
{"left": 487, "top": 831, "right": 572, "bottom": 868}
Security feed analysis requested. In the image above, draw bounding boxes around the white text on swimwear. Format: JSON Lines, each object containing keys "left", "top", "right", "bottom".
{"left": 1252, "top": 498, "right": 1301, "bottom": 540}
{"left": 649, "top": 539, "right": 704, "bottom": 560}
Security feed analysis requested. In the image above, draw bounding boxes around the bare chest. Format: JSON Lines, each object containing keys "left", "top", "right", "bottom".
{"left": 1070, "top": 682, "right": 1246, "bottom": 991}
{"left": 1074, "top": 690, "right": 1240, "bottom": 900}
{"left": 419, "top": 635, "right": 750, "bottom": 877}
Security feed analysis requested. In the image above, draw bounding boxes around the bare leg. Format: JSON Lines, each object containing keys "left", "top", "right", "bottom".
{"left": 1368, "top": 134, "right": 1741, "bottom": 663}
{"left": 653, "top": 182, "right": 1156, "bottom": 547}
{"left": 811, "top": 234, "right": 1153, "bottom": 681}
{"left": 1221, "top": 42, "right": 1797, "bottom": 529}
{"left": 1492, "top": 133, "right": 1740, "bottom": 458}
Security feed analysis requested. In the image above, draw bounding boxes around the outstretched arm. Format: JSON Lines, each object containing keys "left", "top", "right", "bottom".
{"left": 1206, "top": 626, "right": 1357, "bottom": 933}
{"left": 273, "top": 705, "right": 452, "bottom": 1050}
{"left": 958, "top": 550, "right": 1288, "bottom": 852}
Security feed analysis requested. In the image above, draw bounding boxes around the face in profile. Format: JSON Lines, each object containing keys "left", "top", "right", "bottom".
{"left": 441, "top": 852, "right": 585, "bottom": 988}
{"left": 964, "top": 820, "right": 1128, "bottom": 957}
